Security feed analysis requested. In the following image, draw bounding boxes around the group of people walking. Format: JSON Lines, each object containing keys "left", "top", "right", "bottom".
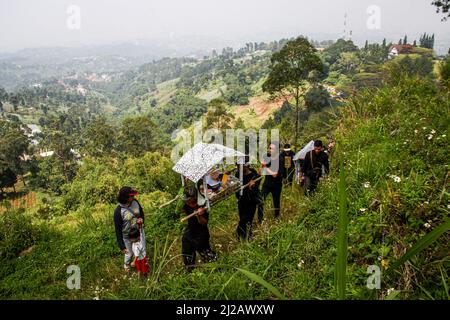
{"left": 113, "top": 140, "right": 330, "bottom": 274}
{"left": 242, "top": 140, "right": 330, "bottom": 240}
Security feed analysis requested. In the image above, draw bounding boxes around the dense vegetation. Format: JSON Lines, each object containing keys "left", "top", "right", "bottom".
{"left": 0, "top": 33, "right": 449, "bottom": 300}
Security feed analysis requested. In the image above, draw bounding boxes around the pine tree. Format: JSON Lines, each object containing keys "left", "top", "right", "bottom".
{"left": 420, "top": 33, "right": 426, "bottom": 47}
{"left": 403, "top": 35, "right": 408, "bottom": 45}
{"left": 419, "top": 33, "right": 435, "bottom": 49}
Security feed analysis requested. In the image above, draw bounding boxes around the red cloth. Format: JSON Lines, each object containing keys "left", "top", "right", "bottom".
{"left": 135, "top": 257, "right": 149, "bottom": 274}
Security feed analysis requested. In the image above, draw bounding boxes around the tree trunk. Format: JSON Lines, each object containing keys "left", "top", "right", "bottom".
{"left": 63, "top": 162, "right": 69, "bottom": 183}
{"left": 294, "top": 94, "right": 299, "bottom": 150}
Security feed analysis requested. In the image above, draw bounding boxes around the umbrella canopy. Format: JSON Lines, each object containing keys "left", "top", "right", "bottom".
{"left": 293, "top": 140, "right": 315, "bottom": 161}
{"left": 173, "top": 143, "right": 246, "bottom": 183}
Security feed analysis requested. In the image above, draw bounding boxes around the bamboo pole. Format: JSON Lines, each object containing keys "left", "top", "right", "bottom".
{"left": 180, "top": 176, "right": 263, "bottom": 223}
{"left": 180, "top": 209, "right": 203, "bottom": 223}
{"left": 240, "top": 176, "right": 263, "bottom": 190}
{"left": 158, "top": 195, "right": 182, "bottom": 209}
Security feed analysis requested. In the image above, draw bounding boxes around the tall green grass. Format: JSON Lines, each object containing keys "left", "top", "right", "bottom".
{"left": 335, "top": 160, "right": 348, "bottom": 300}
{"left": 235, "top": 267, "right": 286, "bottom": 300}
{"left": 391, "top": 219, "right": 450, "bottom": 271}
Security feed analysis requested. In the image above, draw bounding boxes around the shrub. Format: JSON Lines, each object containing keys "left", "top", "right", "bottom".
{"left": 0, "top": 209, "right": 40, "bottom": 261}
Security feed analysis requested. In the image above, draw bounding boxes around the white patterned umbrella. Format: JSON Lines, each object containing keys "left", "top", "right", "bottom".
{"left": 173, "top": 143, "right": 246, "bottom": 183}
{"left": 293, "top": 140, "right": 315, "bottom": 161}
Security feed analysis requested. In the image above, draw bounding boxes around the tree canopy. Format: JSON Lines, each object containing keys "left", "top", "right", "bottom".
{"left": 263, "top": 36, "right": 325, "bottom": 148}
{"left": 0, "top": 119, "right": 30, "bottom": 177}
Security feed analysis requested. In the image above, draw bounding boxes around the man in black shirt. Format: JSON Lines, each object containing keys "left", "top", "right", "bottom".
{"left": 301, "top": 140, "right": 330, "bottom": 195}
{"left": 257, "top": 142, "right": 284, "bottom": 222}
{"left": 280, "top": 143, "right": 296, "bottom": 185}
{"left": 235, "top": 159, "right": 261, "bottom": 240}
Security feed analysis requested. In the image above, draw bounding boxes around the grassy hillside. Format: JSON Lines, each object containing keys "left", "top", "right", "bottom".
{"left": 1, "top": 74, "right": 448, "bottom": 300}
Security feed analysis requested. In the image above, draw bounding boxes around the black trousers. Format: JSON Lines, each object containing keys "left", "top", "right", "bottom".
{"left": 237, "top": 200, "right": 257, "bottom": 240}
{"left": 257, "top": 184, "right": 282, "bottom": 222}
{"left": 181, "top": 228, "right": 216, "bottom": 272}
{"left": 304, "top": 175, "right": 319, "bottom": 195}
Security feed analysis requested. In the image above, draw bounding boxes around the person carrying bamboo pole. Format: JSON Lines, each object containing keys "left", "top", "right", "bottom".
{"left": 235, "top": 157, "right": 261, "bottom": 241}
{"left": 180, "top": 184, "right": 217, "bottom": 273}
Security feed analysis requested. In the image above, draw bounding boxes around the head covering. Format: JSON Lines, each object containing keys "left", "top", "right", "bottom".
{"left": 181, "top": 185, "right": 197, "bottom": 201}
{"left": 284, "top": 143, "right": 291, "bottom": 151}
{"left": 314, "top": 140, "right": 323, "bottom": 148}
{"left": 117, "top": 186, "right": 139, "bottom": 204}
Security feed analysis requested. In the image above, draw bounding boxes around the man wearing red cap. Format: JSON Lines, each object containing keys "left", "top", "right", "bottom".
{"left": 114, "top": 186, "right": 145, "bottom": 272}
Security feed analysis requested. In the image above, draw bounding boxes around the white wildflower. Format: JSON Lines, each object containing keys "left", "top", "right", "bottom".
{"left": 363, "top": 182, "right": 371, "bottom": 188}
{"left": 359, "top": 208, "right": 367, "bottom": 212}
{"left": 427, "top": 134, "right": 433, "bottom": 140}
{"left": 423, "top": 127, "right": 427, "bottom": 130}
{"left": 391, "top": 175, "right": 401, "bottom": 183}
{"left": 297, "top": 260, "right": 305, "bottom": 268}
{"left": 431, "top": 130, "right": 436, "bottom": 134}
{"left": 424, "top": 223, "right": 431, "bottom": 229}
{"left": 387, "top": 288, "right": 395, "bottom": 295}
{"left": 442, "top": 134, "right": 447, "bottom": 138}
{"left": 414, "top": 130, "right": 418, "bottom": 134}
{"left": 447, "top": 204, "right": 450, "bottom": 209}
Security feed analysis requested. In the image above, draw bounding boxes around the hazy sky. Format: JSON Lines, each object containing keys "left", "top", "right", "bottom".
{"left": 1, "top": 0, "right": 449, "bottom": 52}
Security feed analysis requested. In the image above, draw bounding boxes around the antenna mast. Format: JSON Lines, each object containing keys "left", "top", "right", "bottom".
{"left": 343, "top": 13, "right": 347, "bottom": 40}
{"left": 343, "top": 12, "right": 352, "bottom": 41}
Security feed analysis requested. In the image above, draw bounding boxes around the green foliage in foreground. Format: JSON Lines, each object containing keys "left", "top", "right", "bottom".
{"left": 0, "top": 75, "right": 449, "bottom": 300}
